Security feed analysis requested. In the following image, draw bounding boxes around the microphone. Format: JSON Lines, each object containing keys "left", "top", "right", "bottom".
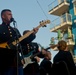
{"left": 10, "top": 18, "right": 16, "bottom": 22}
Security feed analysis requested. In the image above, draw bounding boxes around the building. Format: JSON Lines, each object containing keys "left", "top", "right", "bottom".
{"left": 48, "top": 0, "right": 76, "bottom": 63}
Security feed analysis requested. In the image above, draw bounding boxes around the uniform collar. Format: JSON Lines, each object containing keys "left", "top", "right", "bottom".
{"left": 2, "top": 22, "right": 10, "bottom": 26}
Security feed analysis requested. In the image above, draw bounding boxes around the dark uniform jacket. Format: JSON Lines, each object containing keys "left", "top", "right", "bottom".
{"left": 0, "top": 22, "right": 36, "bottom": 71}
{"left": 40, "top": 58, "right": 52, "bottom": 75}
{"left": 53, "top": 50, "right": 76, "bottom": 75}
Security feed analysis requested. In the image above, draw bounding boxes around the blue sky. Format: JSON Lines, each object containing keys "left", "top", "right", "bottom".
{"left": 0, "top": 0, "right": 58, "bottom": 62}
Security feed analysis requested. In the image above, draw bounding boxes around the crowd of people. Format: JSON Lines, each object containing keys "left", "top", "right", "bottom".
{"left": 0, "top": 9, "right": 76, "bottom": 75}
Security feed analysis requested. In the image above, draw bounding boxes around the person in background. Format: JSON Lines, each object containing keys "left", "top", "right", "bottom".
{"left": 0, "top": 9, "right": 38, "bottom": 75}
{"left": 53, "top": 40, "right": 76, "bottom": 75}
{"left": 39, "top": 50, "right": 52, "bottom": 75}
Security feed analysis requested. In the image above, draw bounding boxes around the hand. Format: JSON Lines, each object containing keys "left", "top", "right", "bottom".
{"left": 21, "top": 59, "right": 25, "bottom": 65}
{"left": 33, "top": 28, "right": 39, "bottom": 34}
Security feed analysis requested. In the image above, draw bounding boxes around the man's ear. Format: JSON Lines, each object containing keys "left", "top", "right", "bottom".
{"left": 65, "top": 46, "right": 68, "bottom": 51}
{"left": 1, "top": 15, "right": 5, "bottom": 19}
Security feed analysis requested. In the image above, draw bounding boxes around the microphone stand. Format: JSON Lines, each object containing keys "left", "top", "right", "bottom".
{"left": 13, "top": 21, "right": 25, "bottom": 75}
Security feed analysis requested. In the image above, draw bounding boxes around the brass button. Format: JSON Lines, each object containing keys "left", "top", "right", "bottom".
{"left": 10, "top": 32, "right": 12, "bottom": 34}
{"left": 8, "top": 26, "right": 10, "bottom": 28}
{"left": 10, "top": 35, "right": 12, "bottom": 37}
{"left": 3, "top": 32, "right": 5, "bottom": 34}
{"left": 9, "top": 29, "right": 11, "bottom": 30}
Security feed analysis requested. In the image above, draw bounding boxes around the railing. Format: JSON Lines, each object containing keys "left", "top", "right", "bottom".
{"left": 61, "top": 13, "right": 72, "bottom": 23}
{"left": 72, "top": 0, "right": 76, "bottom": 2}
{"left": 50, "top": 13, "right": 72, "bottom": 29}
{"left": 48, "top": 0, "right": 70, "bottom": 12}
{"left": 72, "top": 0, "right": 76, "bottom": 4}
{"left": 50, "top": 17, "right": 61, "bottom": 29}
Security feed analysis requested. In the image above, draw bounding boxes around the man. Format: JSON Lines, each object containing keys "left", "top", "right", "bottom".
{"left": 22, "top": 30, "right": 40, "bottom": 75}
{"left": 0, "top": 9, "right": 38, "bottom": 75}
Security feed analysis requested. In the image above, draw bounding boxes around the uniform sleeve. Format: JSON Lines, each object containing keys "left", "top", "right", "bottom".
{"left": 20, "top": 33, "right": 36, "bottom": 45}
{"left": 13, "top": 28, "right": 36, "bottom": 45}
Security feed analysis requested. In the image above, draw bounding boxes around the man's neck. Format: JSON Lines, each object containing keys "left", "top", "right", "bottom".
{"left": 2, "top": 21, "right": 10, "bottom": 25}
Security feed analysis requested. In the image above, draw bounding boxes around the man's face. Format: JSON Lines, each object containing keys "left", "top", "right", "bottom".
{"left": 2, "top": 11, "right": 12, "bottom": 23}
